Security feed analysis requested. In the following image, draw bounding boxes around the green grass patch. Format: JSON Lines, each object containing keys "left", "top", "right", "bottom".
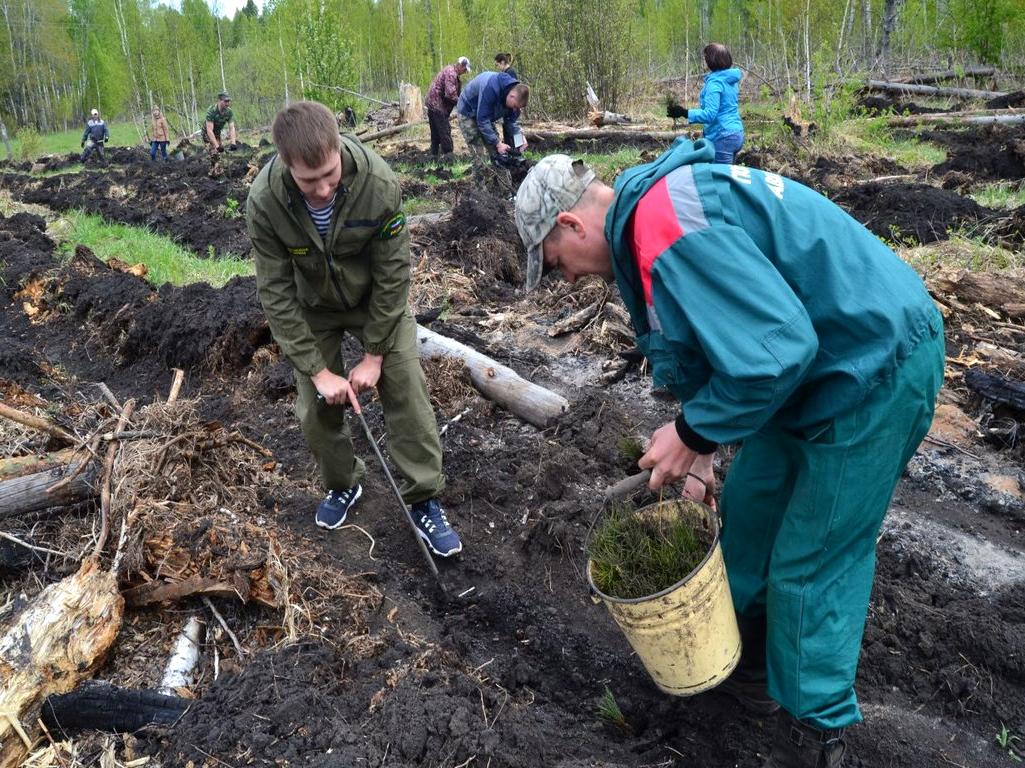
{"left": 527, "top": 147, "right": 647, "bottom": 185}
{"left": 589, "top": 502, "right": 708, "bottom": 600}
{"left": 8, "top": 121, "right": 141, "bottom": 160}
{"left": 403, "top": 196, "right": 448, "bottom": 216}
{"left": 55, "top": 211, "right": 252, "bottom": 287}
{"left": 969, "top": 181, "right": 1025, "bottom": 211}
{"left": 830, "top": 117, "right": 946, "bottom": 171}
{"left": 900, "top": 234, "right": 1025, "bottom": 273}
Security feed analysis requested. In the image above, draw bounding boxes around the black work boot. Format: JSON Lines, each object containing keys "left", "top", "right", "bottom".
{"left": 764, "top": 710, "right": 846, "bottom": 767}
{"left": 718, "top": 615, "right": 780, "bottom": 715}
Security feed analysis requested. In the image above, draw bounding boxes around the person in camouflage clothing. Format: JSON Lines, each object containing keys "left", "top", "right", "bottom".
{"left": 247, "top": 100, "right": 462, "bottom": 558}
{"left": 204, "top": 91, "right": 236, "bottom": 173}
{"left": 426, "top": 56, "right": 470, "bottom": 159}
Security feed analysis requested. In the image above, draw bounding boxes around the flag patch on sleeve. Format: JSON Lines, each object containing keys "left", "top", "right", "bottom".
{"left": 377, "top": 213, "right": 406, "bottom": 240}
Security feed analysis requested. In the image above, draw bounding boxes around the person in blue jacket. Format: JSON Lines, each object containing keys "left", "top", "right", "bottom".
{"left": 456, "top": 71, "right": 529, "bottom": 187}
{"left": 514, "top": 141, "right": 944, "bottom": 768}
{"left": 685, "top": 43, "right": 744, "bottom": 163}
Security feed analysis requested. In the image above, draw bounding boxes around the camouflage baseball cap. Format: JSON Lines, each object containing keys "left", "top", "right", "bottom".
{"left": 515, "top": 154, "right": 595, "bottom": 291}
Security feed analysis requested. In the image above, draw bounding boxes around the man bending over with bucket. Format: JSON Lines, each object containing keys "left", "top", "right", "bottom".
{"left": 514, "top": 141, "right": 943, "bottom": 768}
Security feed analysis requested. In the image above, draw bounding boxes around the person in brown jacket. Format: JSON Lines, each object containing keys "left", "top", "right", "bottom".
{"left": 426, "top": 56, "right": 470, "bottom": 159}
{"left": 150, "top": 107, "right": 170, "bottom": 161}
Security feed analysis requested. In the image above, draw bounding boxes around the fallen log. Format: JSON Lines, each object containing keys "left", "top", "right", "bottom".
{"left": 548, "top": 300, "right": 602, "bottom": 337}
{"left": 0, "top": 402, "right": 76, "bottom": 444}
{"left": 0, "top": 557, "right": 124, "bottom": 768}
{"left": 42, "top": 681, "right": 188, "bottom": 735}
{"left": 899, "top": 66, "right": 995, "bottom": 86}
{"left": 588, "top": 110, "right": 633, "bottom": 127}
{"left": 525, "top": 127, "right": 681, "bottom": 144}
{"left": 865, "top": 79, "right": 1007, "bottom": 100}
{"left": 0, "top": 448, "right": 80, "bottom": 482}
{"left": 965, "top": 368, "right": 1025, "bottom": 413}
{"left": 928, "top": 269, "right": 1025, "bottom": 320}
{"left": 0, "top": 461, "right": 97, "bottom": 520}
{"left": 360, "top": 119, "right": 427, "bottom": 143}
{"left": 416, "top": 324, "right": 569, "bottom": 428}
{"left": 160, "top": 616, "right": 205, "bottom": 695}
{"left": 888, "top": 111, "right": 1025, "bottom": 127}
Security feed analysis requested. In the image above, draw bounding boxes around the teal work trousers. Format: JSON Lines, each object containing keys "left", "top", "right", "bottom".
{"left": 719, "top": 325, "right": 944, "bottom": 729}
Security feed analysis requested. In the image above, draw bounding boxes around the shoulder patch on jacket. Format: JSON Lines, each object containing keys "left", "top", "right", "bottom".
{"left": 377, "top": 212, "right": 406, "bottom": 240}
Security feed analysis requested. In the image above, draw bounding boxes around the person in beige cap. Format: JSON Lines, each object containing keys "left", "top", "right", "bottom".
{"left": 515, "top": 140, "right": 944, "bottom": 768}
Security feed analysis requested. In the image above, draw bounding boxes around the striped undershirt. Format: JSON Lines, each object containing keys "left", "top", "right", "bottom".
{"left": 302, "top": 194, "right": 336, "bottom": 238}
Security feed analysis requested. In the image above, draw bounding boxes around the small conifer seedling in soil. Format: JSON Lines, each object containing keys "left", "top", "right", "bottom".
{"left": 589, "top": 501, "right": 712, "bottom": 600}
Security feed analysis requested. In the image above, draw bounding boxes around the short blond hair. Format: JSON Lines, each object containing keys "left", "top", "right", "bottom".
{"left": 271, "top": 101, "right": 342, "bottom": 168}
{"left": 510, "top": 83, "right": 529, "bottom": 106}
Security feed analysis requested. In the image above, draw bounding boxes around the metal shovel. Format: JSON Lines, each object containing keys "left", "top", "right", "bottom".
{"left": 317, "top": 393, "right": 444, "bottom": 588}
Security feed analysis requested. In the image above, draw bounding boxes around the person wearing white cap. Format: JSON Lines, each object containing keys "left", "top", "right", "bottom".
{"left": 81, "top": 108, "right": 109, "bottom": 164}
{"left": 425, "top": 56, "right": 471, "bottom": 159}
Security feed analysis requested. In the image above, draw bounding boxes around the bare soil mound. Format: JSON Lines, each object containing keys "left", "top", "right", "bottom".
{"left": 0, "top": 152, "right": 255, "bottom": 257}
{"left": 918, "top": 125, "right": 1025, "bottom": 180}
{"left": 833, "top": 181, "right": 992, "bottom": 243}
{"left": 416, "top": 187, "right": 525, "bottom": 301}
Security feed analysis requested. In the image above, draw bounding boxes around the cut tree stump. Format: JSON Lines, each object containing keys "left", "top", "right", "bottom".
{"left": 42, "top": 681, "right": 189, "bottom": 734}
{"left": 0, "top": 557, "right": 123, "bottom": 768}
{"left": 0, "top": 461, "right": 97, "bottom": 520}
{"left": 416, "top": 325, "right": 569, "bottom": 428}
{"left": 398, "top": 82, "right": 424, "bottom": 124}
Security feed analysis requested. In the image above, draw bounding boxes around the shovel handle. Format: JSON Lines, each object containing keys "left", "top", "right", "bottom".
{"left": 316, "top": 393, "right": 443, "bottom": 584}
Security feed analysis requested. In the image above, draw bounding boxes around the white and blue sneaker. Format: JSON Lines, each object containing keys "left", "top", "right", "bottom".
{"left": 315, "top": 484, "right": 362, "bottom": 529}
{"left": 410, "top": 499, "right": 462, "bottom": 557}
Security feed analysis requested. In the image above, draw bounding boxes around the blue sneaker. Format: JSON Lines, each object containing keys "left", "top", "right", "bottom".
{"left": 410, "top": 499, "right": 462, "bottom": 557}
{"left": 315, "top": 484, "right": 362, "bottom": 529}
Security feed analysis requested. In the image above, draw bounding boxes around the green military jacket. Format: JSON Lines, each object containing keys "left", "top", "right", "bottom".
{"left": 247, "top": 134, "right": 410, "bottom": 376}
{"left": 205, "top": 104, "right": 234, "bottom": 135}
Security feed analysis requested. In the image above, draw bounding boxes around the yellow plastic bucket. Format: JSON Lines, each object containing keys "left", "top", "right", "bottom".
{"left": 587, "top": 499, "right": 741, "bottom": 696}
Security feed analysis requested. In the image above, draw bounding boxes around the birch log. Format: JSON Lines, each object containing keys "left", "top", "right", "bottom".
{"left": 888, "top": 112, "right": 1025, "bottom": 127}
{"left": 416, "top": 325, "right": 569, "bottom": 428}
{"left": 0, "top": 462, "right": 96, "bottom": 519}
{"left": 0, "top": 557, "right": 123, "bottom": 768}
{"left": 865, "top": 79, "right": 1007, "bottom": 100}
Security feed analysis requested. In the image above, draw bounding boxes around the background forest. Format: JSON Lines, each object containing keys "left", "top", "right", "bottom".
{"left": 2, "top": 0, "right": 1025, "bottom": 140}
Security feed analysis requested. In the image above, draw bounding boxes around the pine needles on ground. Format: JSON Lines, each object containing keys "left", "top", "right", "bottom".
{"left": 589, "top": 502, "right": 709, "bottom": 600}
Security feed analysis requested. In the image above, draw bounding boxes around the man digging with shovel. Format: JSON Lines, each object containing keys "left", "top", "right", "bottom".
{"left": 248, "top": 100, "right": 462, "bottom": 558}
{"left": 514, "top": 142, "right": 944, "bottom": 767}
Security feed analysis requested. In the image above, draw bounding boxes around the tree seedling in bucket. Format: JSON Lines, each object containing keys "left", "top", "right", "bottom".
{"left": 589, "top": 501, "right": 711, "bottom": 600}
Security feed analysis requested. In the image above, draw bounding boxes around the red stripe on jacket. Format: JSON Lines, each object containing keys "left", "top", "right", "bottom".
{"left": 629, "top": 177, "right": 683, "bottom": 306}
